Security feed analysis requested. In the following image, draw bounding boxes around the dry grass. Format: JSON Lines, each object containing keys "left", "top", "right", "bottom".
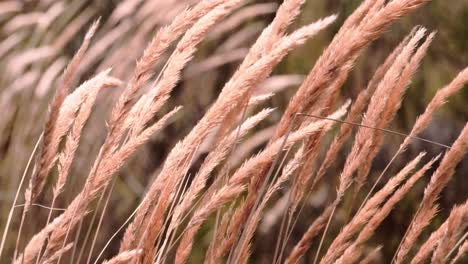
{"left": 0, "top": 0, "right": 467, "bottom": 263}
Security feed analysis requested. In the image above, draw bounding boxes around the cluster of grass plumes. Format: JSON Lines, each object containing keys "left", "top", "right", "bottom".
{"left": 0, "top": 0, "right": 467, "bottom": 263}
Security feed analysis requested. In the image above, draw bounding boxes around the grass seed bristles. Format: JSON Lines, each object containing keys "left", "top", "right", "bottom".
{"left": 127, "top": 0, "right": 246, "bottom": 139}
{"left": 108, "top": 0, "right": 227, "bottom": 134}
{"left": 335, "top": 156, "right": 438, "bottom": 264}
{"left": 169, "top": 108, "right": 274, "bottom": 232}
{"left": 18, "top": 105, "right": 180, "bottom": 263}
{"left": 10, "top": 20, "right": 100, "bottom": 262}
{"left": 319, "top": 152, "right": 425, "bottom": 264}
{"left": 351, "top": 29, "right": 433, "bottom": 213}
{"left": 119, "top": 1, "right": 247, "bottom": 255}
{"left": 37, "top": 69, "right": 119, "bottom": 263}
{"left": 311, "top": 29, "right": 426, "bottom": 263}
{"left": 410, "top": 200, "right": 468, "bottom": 264}
{"left": 395, "top": 123, "right": 468, "bottom": 264}
{"left": 313, "top": 32, "right": 409, "bottom": 188}
{"left": 201, "top": 14, "right": 337, "bottom": 259}
{"left": 124, "top": 13, "right": 336, "bottom": 257}
{"left": 390, "top": 67, "right": 468, "bottom": 263}
{"left": 232, "top": 147, "right": 303, "bottom": 263}
{"left": 25, "top": 19, "right": 99, "bottom": 208}
{"left": 174, "top": 104, "right": 348, "bottom": 264}
{"left": 431, "top": 201, "right": 468, "bottom": 264}
{"left": 274, "top": 0, "right": 430, "bottom": 140}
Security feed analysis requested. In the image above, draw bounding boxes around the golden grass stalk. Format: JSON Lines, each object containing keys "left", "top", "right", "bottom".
{"left": 151, "top": 109, "right": 273, "bottom": 263}
{"left": 240, "top": 0, "right": 307, "bottom": 69}
{"left": 410, "top": 199, "right": 468, "bottom": 264}
{"left": 238, "top": 2, "right": 432, "bottom": 259}
{"left": 307, "top": 29, "right": 427, "bottom": 263}
{"left": 395, "top": 123, "right": 468, "bottom": 263}
{"left": 338, "top": 28, "right": 426, "bottom": 197}
{"left": 319, "top": 152, "right": 425, "bottom": 264}
{"left": 351, "top": 29, "right": 433, "bottom": 212}
{"left": 274, "top": 0, "right": 431, "bottom": 140}
{"left": 36, "top": 70, "right": 120, "bottom": 263}
{"left": 120, "top": 1, "right": 248, "bottom": 257}
{"left": 169, "top": 108, "right": 274, "bottom": 232}
{"left": 410, "top": 218, "right": 446, "bottom": 264}
{"left": 13, "top": 212, "right": 61, "bottom": 264}
{"left": 54, "top": 70, "right": 120, "bottom": 197}
{"left": 231, "top": 147, "right": 303, "bottom": 263}
{"left": 3, "top": 20, "right": 100, "bottom": 262}
{"left": 205, "top": 207, "right": 234, "bottom": 264}
{"left": 108, "top": 0, "right": 228, "bottom": 136}
{"left": 127, "top": 0, "right": 246, "bottom": 139}
{"left": 313, "top": 32, "right": 410, "bottom": 187}
{"left": 174, "top": 104, "right": 348, "bottom": 264}
{"left": 18, "top": 105, "right": 180, "bottom": 263}
{"left": 204, "top": 15, "right": 338, "bottom": 259}
{"left": 360, "top": 33, "right": 444, "bottom": 213}
{"left": 431, "top": 200, "right": 468, "bottom": 264}
{"left": 25, "top": 19, "right": 99, "bottom": 207}
{"left": 207, "top": 3, "right": 278, "bottom": 39}
{"left": 206, "top": 1, "right": 312, "bottom": 254}
{"left": 212, "top": 0, "right": 309, "bottom": 144}
{"left": 5, "top": 1, "right": 466, "bottom": 263}
{"left": 335, "top": 156, "right": 438, "bottom": 264}
{"left": 278, "top": 30, "right": 416, "bottom": 264}
{"left": 404, "top": 67, "right": 468, "bottom": 148}
{"left": 27, "top": 1, "right": 241, "bottom": 261}
{"left": 124, "top": 13, "right": 336, "bottom": 260}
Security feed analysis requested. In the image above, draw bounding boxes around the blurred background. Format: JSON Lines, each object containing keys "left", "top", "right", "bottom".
{"left": 0, "top": 0, "right": 466, "bottom": 262}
